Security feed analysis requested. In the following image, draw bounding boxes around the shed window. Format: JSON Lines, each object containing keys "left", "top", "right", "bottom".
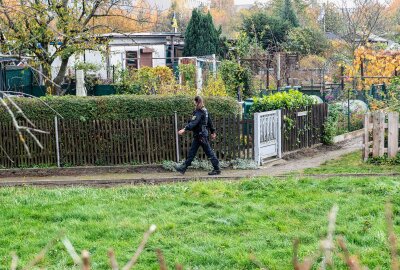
{"left": 126, "top": 51, "right": 138, "bottom": 69}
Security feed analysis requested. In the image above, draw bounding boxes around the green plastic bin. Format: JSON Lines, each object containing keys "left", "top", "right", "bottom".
{"left": 242, "top": 98, "right": 253, "bottom": 136}
{"left": 94, "top": 85, "right": 116, "bottom": 96}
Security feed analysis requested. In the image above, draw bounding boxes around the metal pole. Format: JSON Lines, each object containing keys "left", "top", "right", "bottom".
{"left": 212, "top": 54, "right": 217, "bottom": 78}
{"left": 360, "top": 56, "right": 364, "bottom": 90}
{"left": 112, "top": 65, "right": 115, "bottom": 83}
{"left": 349, "top": 77, "right": 356, "bottom": 132}
{"left": 322, "top": 68, "right": 326, "bottom": 101}
{"left": 347, "top": 85, "right": 350, "bottom": 132}
{"left": 54, "top": 116, "right": 61, "bottom": 168}
{"left": 174, "top": 111, "right": 180, "bottom": 162}
{"left": 178, "top": 58, "right": 182, "bottom": 85}
{"left": 171, "top": 35, "right": 175, "bottom": 68}
{"left": 340, "top": 66, "right": 345, "bottom": 91}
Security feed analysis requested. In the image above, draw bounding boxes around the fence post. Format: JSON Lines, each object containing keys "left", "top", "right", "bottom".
{"left": 387, "top": 112, "right": 399, "bottom": 158}
{"left": 277, "top": 110, "right": 282, "bottom": 159}
{"left": 253, "top": 113, "right": 261, "bottom": 165}
{"left": 363, "top": 113, "right": 370, "bottom": 161}
{"left": 372, "top": 111, "right": 385, "bottom": 157}
{"left": 174, "top": 111, "right": 180, "bottom": 162}
{"left": 276, "top": 52, "right": 281, "bottom": 90}
{"left": 54, "top": 116, "right": 61, "bottom": 168}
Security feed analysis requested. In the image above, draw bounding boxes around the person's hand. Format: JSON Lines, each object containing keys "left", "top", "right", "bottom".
{"left": 211, "top": 133, "right": 217, "bottom": 140}
{"left": 178, "top": 129, "right": 185, "bottom": 135}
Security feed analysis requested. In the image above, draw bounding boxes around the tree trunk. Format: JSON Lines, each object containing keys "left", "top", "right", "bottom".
{"left": 41, "top": 64, "right": 53, "bottom": 95}
{"left": 53, "top": 57, "right": 70, "bottom": 95}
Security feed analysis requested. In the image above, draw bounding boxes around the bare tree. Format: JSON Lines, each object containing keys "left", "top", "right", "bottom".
{"left": 339, "top": 0, "right": 390, "bottom": 54}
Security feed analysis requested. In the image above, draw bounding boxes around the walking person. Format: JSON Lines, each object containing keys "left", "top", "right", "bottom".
{"left": 175, "top": 96, "right": 221, "bottom": 175}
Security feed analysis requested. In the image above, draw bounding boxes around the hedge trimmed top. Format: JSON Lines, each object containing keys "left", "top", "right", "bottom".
{"left": 0, "top": 95, "right": 240, "bottom": 122}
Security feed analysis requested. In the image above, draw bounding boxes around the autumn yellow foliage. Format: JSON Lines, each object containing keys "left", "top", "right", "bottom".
{"left": 202, "top": 75, "right": 228, "bottom": 97}
{"left": 346, "top": 46, "right": 400, "bottom": 88}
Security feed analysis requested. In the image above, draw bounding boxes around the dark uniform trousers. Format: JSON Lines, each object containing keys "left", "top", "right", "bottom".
{"left": 184, "top": 135, "right": 219, "bottom": 169}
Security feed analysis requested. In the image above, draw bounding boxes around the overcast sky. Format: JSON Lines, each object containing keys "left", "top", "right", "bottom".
{"left": 234, "top": 0, "right": 267, "bottom": 4}
{"left": 234, "top": 0, "right": 391, "bottom": 5}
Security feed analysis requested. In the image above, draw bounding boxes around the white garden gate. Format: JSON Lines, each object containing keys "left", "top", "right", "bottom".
{"left": 254, "top": 110, "right": 282, "bottom": 165}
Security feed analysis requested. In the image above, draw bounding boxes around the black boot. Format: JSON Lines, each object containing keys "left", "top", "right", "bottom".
{"left": 208, "top": 168, "right": 221, "bottom": 175}
{"left": 174, "top": 164, "right": 187, "bottom": 175}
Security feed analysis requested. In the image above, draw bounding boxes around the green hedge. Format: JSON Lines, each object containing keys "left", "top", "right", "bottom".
{"left": 0, "top": 95, "right": 240, "bottom": 121}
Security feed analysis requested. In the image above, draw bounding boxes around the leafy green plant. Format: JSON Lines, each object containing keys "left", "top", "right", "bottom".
{"left": 367, "top": 153, "right": 400, "bottom": 165}
{"left": 322, "top": 104, "right": 340, "bottom": 145}
{"left": 230, "top": 159, "right": 258, "bottom": 170}
{"left": 162, "top": 158, "right": 258, "bottom": 172}
{"left": 385, "top": 76, "right": 400, "bottom": 112}
{"left": 250, "top": 90, "right": 315, "bottom": 113}
{"left": 74, "top": 62, "right": 101, "bottom": 73}
{"left": 114, "top": 68, "right": 141, "bottom": 95}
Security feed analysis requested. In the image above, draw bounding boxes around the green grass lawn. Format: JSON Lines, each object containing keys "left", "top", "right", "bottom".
{"left": 304, "top": 151, "right": 400, "bottom": 175}
{"left": 1, "top": 176, "right": 400, "bottom": 269}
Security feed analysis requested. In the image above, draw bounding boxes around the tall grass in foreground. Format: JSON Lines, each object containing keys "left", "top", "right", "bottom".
{"left": 5, "top": 203, "right": 399, "bottom": 270}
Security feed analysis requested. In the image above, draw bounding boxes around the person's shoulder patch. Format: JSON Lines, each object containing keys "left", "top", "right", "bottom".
{"left": 192, "top": 115, "right": 197, "bottom": 120}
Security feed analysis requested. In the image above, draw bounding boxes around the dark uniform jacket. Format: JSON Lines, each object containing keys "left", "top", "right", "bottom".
{"left": 184, "top": 107, "right": 215, "bottom": 137}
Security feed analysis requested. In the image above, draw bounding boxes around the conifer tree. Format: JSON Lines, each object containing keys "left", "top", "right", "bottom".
{"left": 183, "top": 9, "right": 220, "bottom": 56}
{"left": 281, "top": 0, "right": 299, "bottom": 27}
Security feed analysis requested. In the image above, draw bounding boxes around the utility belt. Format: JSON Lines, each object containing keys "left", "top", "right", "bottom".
{"left": 195, "top": 127, "right": 209, "bottom": 142}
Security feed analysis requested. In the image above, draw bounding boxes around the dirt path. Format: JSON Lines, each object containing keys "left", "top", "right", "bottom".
{"left": 0, "top": 138, "right": 364, "bottom": 187}
{"left": 264, "top": 137, "right": 364, "bottom": 176}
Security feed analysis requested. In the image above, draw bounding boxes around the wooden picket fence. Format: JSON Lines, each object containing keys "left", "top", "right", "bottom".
{"left": 0, "top": 105, "right": 328, "bottom": 168}
{"left": 363, "top": 111, "right": 400, "bottom": 160}
{"left": 0, "top": 115, "right": 254, "bottom": 168}
{"left": 281, "top": 103, "right": 328, "bottom": 152}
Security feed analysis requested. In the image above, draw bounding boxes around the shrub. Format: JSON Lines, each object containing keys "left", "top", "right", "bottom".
{"left": 202, "top": 75, "right": 228, "bottom": 97}
{"left": 219, "top": 60, "right": 252, "bottom": 99}
{"left": 299, "top": 55, "right": 327, "bottom": 69}
{"left": 322, "top": 104, "right": 340, "bottom": 145}
{"left": 284, "top": 27, "right": 329, "bottom": 56}
{"left": 250, "top": 90, "right": 316, "bottom": 113}
{"left": 0, "top": 95, "right": 240, "bottom": 122}
{"left": 114, "top": 69, "right": 140, "bottom": 95}
{"left": 114, "top": 66, "right": 177, "bottom": 95}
